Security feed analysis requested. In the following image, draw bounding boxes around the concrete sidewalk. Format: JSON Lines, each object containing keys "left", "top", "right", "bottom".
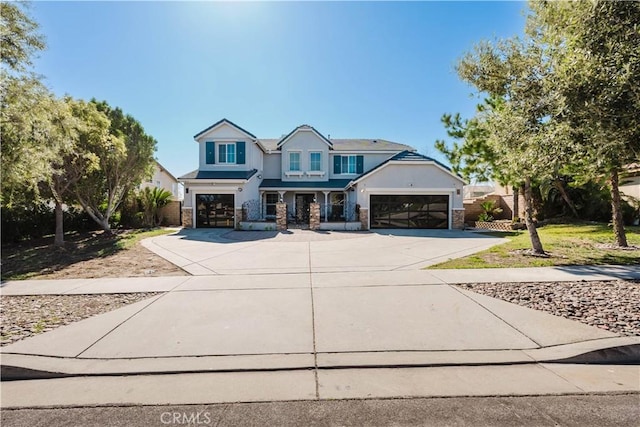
{"left": 2, "top": 265, "right": 639, "bottom": 296}
{"left": 2, "top": 266, "right": 639, "bottom": 407}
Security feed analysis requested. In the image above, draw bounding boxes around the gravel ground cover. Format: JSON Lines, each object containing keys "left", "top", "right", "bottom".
{"left": 0, "top": 293, "right": 160, "bottom": 346}
{"left": 458, "top": 280, "right": 640, "bottom": 336}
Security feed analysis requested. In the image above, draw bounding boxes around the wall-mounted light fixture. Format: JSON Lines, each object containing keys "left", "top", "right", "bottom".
{"left": 238, "top": 187, "right": 243, "bottom": 192}
{"left": 185, "top": 188, "right": 189, "bottom": 194}
{"left": 257, "top": 174, "right": 263, "bottom": 179}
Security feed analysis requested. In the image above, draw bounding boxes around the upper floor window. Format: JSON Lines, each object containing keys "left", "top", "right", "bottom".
{"left": 289, "top": 152, "right": 301, "bottom": 171}
{"left": 334, "top": 155, "right": 364, "bottom": 174}
{"left": 310, "top": 152, "right": 322, "bottom": 171}
{"left": 218, "top": 143, "right": 236, "bottom": 164}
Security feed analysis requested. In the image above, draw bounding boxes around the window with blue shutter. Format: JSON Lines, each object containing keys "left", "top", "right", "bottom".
{"left": 236, "top": 141, "right": 246, "bottom": 164}
{"left": 333, "top": 155, "right": 341, "bottom": 174}
{"left": 206, "top": 141, "right": 215, "bottom": 164}
{"left": 356, "top": 155, "right": 364, "bottom": 174}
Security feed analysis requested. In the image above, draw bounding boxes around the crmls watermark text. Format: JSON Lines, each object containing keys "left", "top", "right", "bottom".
{"left": 160, "top": 411, "right": 212, "bottom": 425}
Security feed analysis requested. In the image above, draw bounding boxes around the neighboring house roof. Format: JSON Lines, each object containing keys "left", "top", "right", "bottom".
{"left": 258, "top": 138, "right": 414, "bottom": 152}
{"left": 350, "top": 150, "right": 465, "bottom": 185}
{"left": 276, "top": 125, "right": 334, "bottom": 149}
{"left": 260, "top": 179, "right": 352, "bottom": 190}
{"left": 193, "top": 118, "right": 258, "bottom": 140}
{"left": 155, "top": 160, "right": 179, "bottom": 183}
{"left": 623, "top": 163, "right": 640, "bottom": 176}
{"left": 179, "top": 169, "right": 258, "bottom": 180}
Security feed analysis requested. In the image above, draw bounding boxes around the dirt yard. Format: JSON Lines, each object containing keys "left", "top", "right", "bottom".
{"left": 1, "top": 229, "right": 187, "bottom": 280}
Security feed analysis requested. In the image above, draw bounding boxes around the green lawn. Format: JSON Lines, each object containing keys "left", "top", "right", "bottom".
{"left": 429, "top": 223, "right": 640, "bottom": 269}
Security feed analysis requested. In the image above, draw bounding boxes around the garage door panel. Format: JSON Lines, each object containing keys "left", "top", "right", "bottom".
{"left": 196, "top": 194, "right": 235, "bottom": 228}
{"left": 371, "top": 195, "right": 449, "bottom": 229}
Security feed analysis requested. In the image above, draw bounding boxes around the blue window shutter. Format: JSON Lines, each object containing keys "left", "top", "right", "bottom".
{"left": 356, "top": 155, "right": 364, "bottom": 174}
{"left": 333, "top": 155, "right": 341, "bottom": 174}
{"left": 236, "top": 141, "right": 246, "bottom": 164}
{"left": 206, "top": 141, "right": 215, "bottom": 164}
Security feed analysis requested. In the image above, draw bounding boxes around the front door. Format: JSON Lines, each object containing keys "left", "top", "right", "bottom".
{"left": 295, "top": 194, "right": 315, "bottom": 224}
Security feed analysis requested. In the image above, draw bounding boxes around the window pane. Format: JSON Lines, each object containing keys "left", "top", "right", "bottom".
{"left": 290, "top": 152, "right": 300, "bottom": 171}
{"left": 227, "top": 144, "right": 236, "bottom": 163}
{"left": 218, "top": 144, "right": 226, "bottom": 163}
{"left": 266, "top": 193, "right": 278, "bottom": 203}
{"left": 348, "top": 156, "right": 356, "bottom": 173}
{"left": 310, "top": 152, "right": 321, "bottom": 171}
{"left": 341, "top": 156, "right": 348, "bottom": 174}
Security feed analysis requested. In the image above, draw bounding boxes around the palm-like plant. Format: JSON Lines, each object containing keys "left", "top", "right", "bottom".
{"left": 478, "top": 200, "right": 503, "bottom": 222}
{"left": 140, "top": 187, "right": 172, "bottom": 227}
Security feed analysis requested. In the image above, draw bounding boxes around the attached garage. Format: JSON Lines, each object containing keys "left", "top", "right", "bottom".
{"left": 370, "top": 194, "right": 449, "bottom": 229}
{"left": 195, "top": 194, "right": 235, "bottom": 228}
{"left": 350, "top": 151, "right": 466, "bottom": 230}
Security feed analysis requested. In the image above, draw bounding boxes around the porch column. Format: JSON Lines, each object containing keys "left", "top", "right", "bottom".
{"left": 323, "top": 191, "right": 330, "bottom": 222}
{"left": 276, "top": 202, "right": 287, "bottom": 231}
{"left": 259, "top": 190, "right": 265, "bottom": 219}
{"left": 344, "top": 191, "right": 348, "bottom": 218}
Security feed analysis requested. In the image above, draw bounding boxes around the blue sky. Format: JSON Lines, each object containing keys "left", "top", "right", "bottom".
{"left": 31, "top": 1, "right": 527, "bottom": 177}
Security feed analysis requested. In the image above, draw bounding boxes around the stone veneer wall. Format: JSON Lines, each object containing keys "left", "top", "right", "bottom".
{"left": 359, "top": 208, "right": 369, "bottom": 231}
{"left": 452, "top": 209, "right": 465, "bottom": 229}
{"left": 181, "top": 207, "right": 193, "bottom": 228}
{"left": 234, "top": 208, "right": 243, "bottom": 230}
{"left": 309, "top": 203, "right": 320, "bottom": 230}
{"left": 276, "top": 202, "right": 288, "bottom": 231}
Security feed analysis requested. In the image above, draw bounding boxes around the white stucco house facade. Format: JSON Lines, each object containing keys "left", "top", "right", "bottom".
{"left": 140, "top": 160, "right": 184, "bottom": 202}
{"left": 179, "top": 119, "right": 465, "bottom": 230}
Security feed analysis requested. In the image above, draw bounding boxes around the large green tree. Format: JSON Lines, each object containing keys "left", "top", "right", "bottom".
{"left": 0, "top": 1, "right": 45, "bottom": 73}
{"left": 0, "top": 1, "right": 52, "bottom": 206}
{"left": 72, "top": 101, "right": 156, "bottom": 233}
{"left": 46, "top": 98, "right": 110, "bottom": 246}
{"left": 529, "top": 0, "right": 640, "bottom": 247}
{"left": 455, "top": 38, "right": 562, "bottom": 254}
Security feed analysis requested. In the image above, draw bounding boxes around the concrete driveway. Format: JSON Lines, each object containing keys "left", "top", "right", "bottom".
{"left": 141, "top": 228, "right": 507, "bottom": 275}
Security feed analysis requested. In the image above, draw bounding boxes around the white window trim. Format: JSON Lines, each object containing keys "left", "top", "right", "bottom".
{"left": 306, "top": 171, "right": 326, "bottom": 177}
{"left": 337, "top": 154, "right": 358, "bottom": 175}
{"left": 218, "top": 142, "right": 237, "bottom": 164}
{"left": 309, "top": 151, "right": 323, "bottom": 172}
{"left": 287, "top": 150, "right": 302, "bottom": 172}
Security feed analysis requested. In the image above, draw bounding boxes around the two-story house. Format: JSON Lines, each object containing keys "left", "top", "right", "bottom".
{"left": 179, "top": 119, "right": 465, "bottom": 230}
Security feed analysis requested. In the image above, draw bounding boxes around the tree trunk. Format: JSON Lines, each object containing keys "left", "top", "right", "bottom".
{"left": 77, "top": 198, "right": 113, "bottom": 235}
{"left": 54, "top": 201, "right": 64, "bottom": 247}
{"left": 523, "top": 178, "right": 545, "bottom": 255}
{"left": 554, "top": 179, "right": 579, "bottom": 218}
{"left": 609, "top": 168, "right": 628, "bottom": 247}
{"left": 512, "top": 186, "right": 520, "bottom": 220}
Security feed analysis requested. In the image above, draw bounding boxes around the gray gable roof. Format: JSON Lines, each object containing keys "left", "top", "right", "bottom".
{"left": 276, "top": 125, "right": 333, "bottom": 148}
{"left": 179, "top": 169, "right": 258, "bottom": 180}
{"left": 352, "top": 150, "right": 463, "bottom": 184}
{"left": 193, "top": 118, "right": 257, "bottom": 140}
{"left": 258, "top": 138, "right": 414, "bottom": 152}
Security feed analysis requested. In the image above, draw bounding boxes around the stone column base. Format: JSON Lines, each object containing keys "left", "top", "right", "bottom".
{"left": 309, "top": 203, "right": 320, "bottom": 230}
{"left": 452, "top": 208, "right": 465, "bottom": 229}
{"left": 359, "top": 207, "right": 369, "bottom": 231}
{"left": 182, "top": 207, "right": 193, "bottom": 228}
{"left": 235, "top": 208, "right": 244, "bottom": 230}
{"left": 276, "top": 202, "right": 288, "bottom": 231}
